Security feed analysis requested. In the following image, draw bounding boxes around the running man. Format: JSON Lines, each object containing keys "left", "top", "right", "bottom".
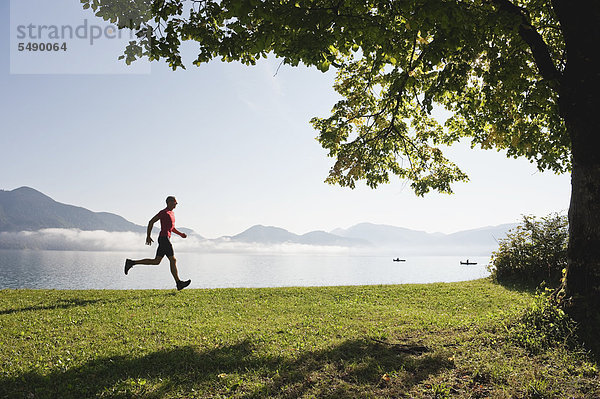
{"left": 124, "top": 196, "right": 191, "bottom": 290}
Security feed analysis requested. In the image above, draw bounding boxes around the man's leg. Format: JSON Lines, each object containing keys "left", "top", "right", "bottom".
{"left": 125, "top": 255, "right": 163, "bottom": 275}
{"left": 132, "top": 256, "right": 163, "bottom": 266}
{"left": 167, "top": 255, "right": 180, "bottom": 282}
{"left": 168, "top": 255, "right": 191, "bottom": 290}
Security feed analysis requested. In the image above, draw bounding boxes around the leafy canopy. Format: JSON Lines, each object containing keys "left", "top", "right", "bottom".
{"left": 83, "top": 0, "right": 569, "bottom": 195}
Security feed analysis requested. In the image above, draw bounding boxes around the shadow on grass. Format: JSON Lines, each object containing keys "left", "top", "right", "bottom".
{"left": 0, "top": 291, "right": 174, "bottom": 316}
{"left": 0, "top": 338, "right": 453, "bottom": 398}
{"left": 492, "top": 278, "right": 541, "bottom": 294}
{"left": 0, "top": 298, "right": 105, "bottom": 316}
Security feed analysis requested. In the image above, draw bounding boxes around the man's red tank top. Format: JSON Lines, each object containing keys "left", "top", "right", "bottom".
{"left": 158, "top": 208, "right": 175, "bottom": 238}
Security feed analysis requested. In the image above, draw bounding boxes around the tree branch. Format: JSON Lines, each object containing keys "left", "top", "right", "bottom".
{"left": 491, "top": 0, "right": 562, "bottom": 84}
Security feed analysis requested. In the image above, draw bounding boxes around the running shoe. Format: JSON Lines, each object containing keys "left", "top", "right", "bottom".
{"left": 124, "top": 259, "right": 134, "bottom": 275}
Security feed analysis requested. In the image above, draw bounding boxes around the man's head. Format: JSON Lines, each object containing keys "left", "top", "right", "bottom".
{"left": 166, "top": 196, "right": 178, "bottom": 210}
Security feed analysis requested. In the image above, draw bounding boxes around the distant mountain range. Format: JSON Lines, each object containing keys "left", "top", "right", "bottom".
{"left": 0, "top": 187, "right": 145, "bottom": 233}
{"left": 221, "top": 225, "right": 369, "bottom": 247}
{"left": 332, "top": 222, "right": 516, "bottom": 251}
{"left": 0, "top": 187, "right": 518, "bottom": 252}
{"left": 225, "top": 222, "right": 515, "bottom": 254}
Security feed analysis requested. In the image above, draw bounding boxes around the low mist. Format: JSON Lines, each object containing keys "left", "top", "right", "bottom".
{"left": 0, "top": 229, "right": 361, "bottom": 254}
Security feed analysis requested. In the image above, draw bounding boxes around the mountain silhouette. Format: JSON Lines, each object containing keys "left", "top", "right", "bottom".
{"left": 0, "top": 187, "right": 516, "bottom": 253}
{"left": 0, "top": 187, "right": 145, "bottom": 232}
{"left": 331, "top": 223, "right": 440, "bottom": 246}
{"left": 226, "top": 225, "right": 369, "bottom": 247}
{"left": 332, "top": 222, "right": 517, "bottom": 253}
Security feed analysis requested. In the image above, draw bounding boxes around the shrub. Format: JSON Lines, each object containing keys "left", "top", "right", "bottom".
{"left": 508, "top": 291, "right": 578, "bottom": 354}
{"left": 488, "top": 213, "right": 568, "bottom": 288}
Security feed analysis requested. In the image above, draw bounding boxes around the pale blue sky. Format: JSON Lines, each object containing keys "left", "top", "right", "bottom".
{"left": 1, "top": 0, "right": 571, "bottom": 238}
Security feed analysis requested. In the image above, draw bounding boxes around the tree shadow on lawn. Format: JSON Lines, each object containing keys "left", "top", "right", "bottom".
{"left": 0, "top": 298, "right": 105, "bottom": 316}
{"left": 0, "top": 338, "right": 453, "bottom": 398}
{"left": 492, "top": 279, "right": 540, "bottom": 295}
{"left": 0, "top": 291, "right": 172, "bottom": 316}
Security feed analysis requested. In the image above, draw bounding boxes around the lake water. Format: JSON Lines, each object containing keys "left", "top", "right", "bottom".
{"left": 0, "top": 249, "right": 491, "bottom": 290}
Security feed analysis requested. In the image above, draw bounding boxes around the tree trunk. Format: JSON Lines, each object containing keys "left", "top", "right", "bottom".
{"left": 565, "top": 146, "right": 600, "bottom": 325}
{"left": 554, "top": 1, "right": 600, "bottom": 342}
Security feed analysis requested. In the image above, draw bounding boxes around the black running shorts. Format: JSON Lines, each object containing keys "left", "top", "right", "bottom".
{"left": 156, "top": 236, "right": 174, "bottom": 257}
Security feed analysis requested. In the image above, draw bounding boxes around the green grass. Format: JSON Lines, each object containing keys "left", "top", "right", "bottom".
{"left": 0, "top": 279, "right": 598, "bottom": 398}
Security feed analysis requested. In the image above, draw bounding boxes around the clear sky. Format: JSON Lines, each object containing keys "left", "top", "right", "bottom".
{"left": 1, "top": 0, "right": 571, "bottom": 238}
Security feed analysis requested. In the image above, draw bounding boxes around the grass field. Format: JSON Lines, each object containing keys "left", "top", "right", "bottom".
{"left": 1, "top": 279, "right": 598, "bottom": 398}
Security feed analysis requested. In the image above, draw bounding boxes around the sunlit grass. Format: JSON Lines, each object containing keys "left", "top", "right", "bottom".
{"left": 1, "top": 279, "right": 598, "bottom": 398}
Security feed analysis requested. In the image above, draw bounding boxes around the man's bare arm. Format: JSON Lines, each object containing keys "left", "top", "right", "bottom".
{"left": 172, "top": 227, "right": 187, "bottom": 239}
{"left": 146, "top": 214, "right": 160, "bottom": 245}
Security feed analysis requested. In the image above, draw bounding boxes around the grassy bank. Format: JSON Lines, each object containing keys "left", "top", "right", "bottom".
{"left": 0, "top": 279, "right": 598, "bottom": 398}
